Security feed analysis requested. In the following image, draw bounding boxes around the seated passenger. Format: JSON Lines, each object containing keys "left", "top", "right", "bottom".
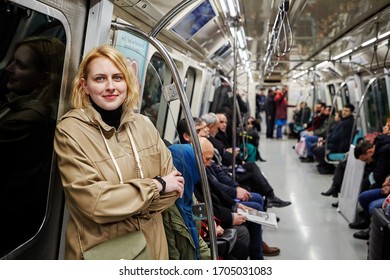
{"left": 348, "top": 136, "right": 390, "bottom": 239}
{"left": 166, "top": 143, "right": 249, "bottom": 260}
{"left": 300, "top": 105, "right": 331, "bottom": 162}
{"left": 177, "top": 118, "right": 281, "bottom": 257}
{"left": 163, "top": 143, "right": 210, "bottom": 260}
{"left": 352, "top": 175, "right": 390, "bottom": 240}
{"left": 299, "top": 102, "right": 326, "bottom": 136}
{"left": 241, "top": 115, "right": 266, "bottom": 162}
{"left": 321, "top": 120, "right": 390, "bottom": 198}
{"left": 288, "top": 101, "right": 311, "bottom": 139}
{"left": 312, "top": 104, "right": 355, "bottom": 174}
{"left": 197, "top": 137, "right": 272, "bottom": 259}
{"left": 198, "top": 114, "right": 291, "bottom": 208}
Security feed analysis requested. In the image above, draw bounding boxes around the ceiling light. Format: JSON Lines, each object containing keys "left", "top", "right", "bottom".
{"left": 316, "top": 61, "right": 329, "bottom": 69}
{"left": 361, "top": 37, "right": 376, "bottom": 47}
{"left": 225, "top": 0, "right": 240, "bottom": 18}
{"left": 237, "top": 27, "right": 246, "bottom": 48}
{"left": 293, "top": 70, "right": 308, "bottom": 79}
{"left": 332, "top": 49, "right": 352, "bottom": 60}
{"left": 379, "top": 30, "right": 390, "bottom": 39}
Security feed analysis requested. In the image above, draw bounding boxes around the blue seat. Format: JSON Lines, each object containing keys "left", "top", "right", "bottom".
{"left": 327, "top": 153, "right": 346, "bottom": 161}
{"left": 326, "top": 130, "right": 363, "bottom": 163}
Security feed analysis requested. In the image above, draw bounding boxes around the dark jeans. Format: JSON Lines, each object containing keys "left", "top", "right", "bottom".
{"left": 312, "top": 145, "right": 334, "bottom": 170}
{"left": 332, "top": 160, "right": 346, "bottom": 192}
{"left": 359, "top": 188, "right": 386, "bottom": 217}
{"left": 235, "top": 161, "right": 274, "bottom": 197}
{"left": 266, "top": 115, "right": 275, "bottom": 138}
{"left": 241, "top": 199, "right": 264, "bottom": 260}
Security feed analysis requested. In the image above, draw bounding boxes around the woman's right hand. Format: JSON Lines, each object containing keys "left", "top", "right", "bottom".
{"left": 160, "top": 170, "right": 185, "bottom": 198}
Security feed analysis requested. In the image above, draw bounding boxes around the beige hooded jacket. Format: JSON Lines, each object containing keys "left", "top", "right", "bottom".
{"left": 54, "top": 106, "right": 177, "bottom": 259}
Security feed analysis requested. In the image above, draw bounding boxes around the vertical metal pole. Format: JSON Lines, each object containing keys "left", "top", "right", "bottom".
{"left": 112, "top": 18, "right": 219, "bottom": 260}
{"left": 231, "top": 22, "right": 238, "bottom": 180}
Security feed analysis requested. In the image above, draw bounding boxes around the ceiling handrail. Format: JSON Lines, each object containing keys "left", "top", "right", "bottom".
{"left": 263, "top": 0, "right": 290, "bottom": 76}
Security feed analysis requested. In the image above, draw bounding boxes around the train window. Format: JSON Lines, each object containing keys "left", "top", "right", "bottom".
{"left": 341, "top": 83, "right": 350, "bottom": 106}
{"left": 178, "top": 67, "right": 196, "bottom": 120}
{"left": 0, "top": 2, "right": 66, "bottom": 257}
{"left": 364, "top": 77, "right": 390, "bottom": 133}
{"left": 327, "top": 84, "right": 337, "bottom": 109}
{"left": 141, "top": 55, "right": 172, "bottom": 137}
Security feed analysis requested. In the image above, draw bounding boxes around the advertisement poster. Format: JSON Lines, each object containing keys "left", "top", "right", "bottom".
{"left": 114, "top": 30, "right": 149, "bottom": 90}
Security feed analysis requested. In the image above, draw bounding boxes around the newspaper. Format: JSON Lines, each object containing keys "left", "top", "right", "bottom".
{"left": 237, "top": 208, "right": 278, "bottom": 229}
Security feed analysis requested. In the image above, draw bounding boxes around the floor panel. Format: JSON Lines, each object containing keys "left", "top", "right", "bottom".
{"left": 257, "top": 135, "right": 367, "bottom": 260}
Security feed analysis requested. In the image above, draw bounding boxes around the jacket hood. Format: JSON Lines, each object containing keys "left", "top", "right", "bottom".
{"left": 59, "top": 106, "right": 136, "bottom": 136}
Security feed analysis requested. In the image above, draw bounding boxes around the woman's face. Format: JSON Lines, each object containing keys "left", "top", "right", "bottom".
{"left": 5, "top": 45, "right": 46, "bottom": 94}
{"left": 81, "top": 57, "right": 127, "bottom": 111}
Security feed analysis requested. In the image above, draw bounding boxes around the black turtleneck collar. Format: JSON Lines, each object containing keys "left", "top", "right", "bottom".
{"left": 90, "top": 98, "right": 122, "bottom": 129}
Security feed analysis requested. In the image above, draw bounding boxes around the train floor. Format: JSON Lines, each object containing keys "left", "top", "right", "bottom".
{"left": 257, "top": 133, "right": 368, "bottom": 260}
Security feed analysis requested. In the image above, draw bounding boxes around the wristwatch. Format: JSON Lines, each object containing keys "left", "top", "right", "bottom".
{"left": 153, "top": 176, "right": 166, "bottom": 194}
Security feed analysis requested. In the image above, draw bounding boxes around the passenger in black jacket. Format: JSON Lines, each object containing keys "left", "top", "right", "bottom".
{"left": 195, "top": 137, "right": 265, "bottom": 260}
{"left": 355, "top": 133, "right": 390, "bottom": 189}
{"left": 313, "top": 104, "right": 355, "bottom": 174}
{"left": 264, "top": 89, "right": 276, "bottom": 138}
{"left": 350, "top": 133, "right": 390, "bottom": 239}
{"left": 321, "top": 121, "right": 390, "bottom": 198}
{"left": 179, "top": 116, "right": 291, "bottom": 208}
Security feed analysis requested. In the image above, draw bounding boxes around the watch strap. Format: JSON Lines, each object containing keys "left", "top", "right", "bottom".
{"left": 153, "top": 176, "right": 166, "bottom": 194}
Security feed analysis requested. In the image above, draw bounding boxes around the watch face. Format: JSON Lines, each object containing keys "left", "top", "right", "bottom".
{"left": 192, "top": 203, "right": 207, "bottom": 220}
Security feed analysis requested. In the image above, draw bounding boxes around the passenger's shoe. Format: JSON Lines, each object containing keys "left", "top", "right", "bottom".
{"left": 353, "top": 228, "right": 370, "bottom": 240}
{"left": 321, "top": 185, "right": 338, "bottom": 197}
{"left": 349, "top": 220, "right": 370, "bottom": 229}
{"left": 300, "top": 156, "right": 314, "bottom": 162}
{"left": 262, "top": 242, "right": 280, "bottom": 257}
{"left": 268, "top": 196, "right": 291, "bottom": 208}
{"left": 331, "top": 201, "right": 339, "bottom": 208}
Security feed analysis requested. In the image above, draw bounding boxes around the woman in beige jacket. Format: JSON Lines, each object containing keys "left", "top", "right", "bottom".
{"left": 54, "top": 45, "right": 184, "bottom": 259}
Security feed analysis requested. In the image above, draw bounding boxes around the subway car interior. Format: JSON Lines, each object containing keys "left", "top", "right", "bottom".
{"left": 1, "top": 0, "right": 390, "bottom": 260}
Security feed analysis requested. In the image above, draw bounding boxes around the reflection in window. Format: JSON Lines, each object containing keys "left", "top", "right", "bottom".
{"left": 141, "top": 56, "right": 176, "bottom": 138}
{"left": 178, "top": 67, "right": 196, "bottom": 121}
{"left": 0, "top": 3, "right": 65, "bottom": 257}
{"left": 341, "top": 84, "right": 350, "bottom": 107}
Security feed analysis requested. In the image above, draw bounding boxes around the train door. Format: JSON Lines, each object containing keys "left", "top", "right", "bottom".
{"left": 0, "top": 0, "right": 72, "bottom": 259}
